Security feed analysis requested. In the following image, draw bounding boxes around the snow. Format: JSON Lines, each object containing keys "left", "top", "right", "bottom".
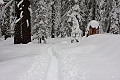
{"left": 26, "top": 20, "right": 29, "bottom": 26}
{"left": 0, "top": 0, "right": 4, "bottom": 4}
{"left": 46, "top": 47, "right": 58, "bottom": 80}
{"left": 87, "top": 20, "right": 99, "bottom": 30}
{"left": 15, "top": 17, "right": 22, "bottom": 23}
{"left": 0, "top": 39, "right": 51, "bottom": 80}
{"left": 72, "top": 5, "right": 79, "bottom": 10}
{"left": 3, "top": 0, "right": 13, "bottom": 11}
{"left": 74, "top": 0, "right": 78, "bottom": 3}
{"left": 0, "top": 34, "right": 120, "bottom": 80}
{"left": 20, "top": 11, "right": 23, "bottom": 18}
{"left": 28, "top": 7, "right": 32, "bottom": 15}
{"left": 17, "top": 0, "right": 23, "bottom": 8}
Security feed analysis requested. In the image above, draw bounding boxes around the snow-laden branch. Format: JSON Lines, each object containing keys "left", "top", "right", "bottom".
{"left": 3, "top": 0, "right": 13, "bottom": 12}
{"left": 28, "top": 7, "right": 32, "bottom": 15}
{"left": 15, "top": 10, "right": 23, "bottom": 24}
{"left": 49, "top": 1, "right": 54, "bottom": 5}
{"left": 15, "top": 17, "right": 23, "bottom": 24}
{"left": 17, "top": 0, "right": 23, "bottom": 8}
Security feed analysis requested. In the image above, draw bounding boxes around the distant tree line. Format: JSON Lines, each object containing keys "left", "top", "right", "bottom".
{"left": 0, "top": 0, "right": 120, "bottom": 43}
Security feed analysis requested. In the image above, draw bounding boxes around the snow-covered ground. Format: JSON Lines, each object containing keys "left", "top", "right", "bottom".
{"left": 0, "top": 34, "right": 120, "bottom": 80}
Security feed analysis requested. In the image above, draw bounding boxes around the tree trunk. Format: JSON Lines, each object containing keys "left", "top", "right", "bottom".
{"left": 92, "top": 0, "right": 96, "bottom": 20}
{"left": 51, "top": 2, "right": 55, "bottom": 38}
{"left": 22, "top": 0, "right": 31, "bottom": 44}
{"left": 14, "top": 0, "right": 22, "bottom": 44}
{"left": 14, "top": 0, "right": 31, "bottom": 44}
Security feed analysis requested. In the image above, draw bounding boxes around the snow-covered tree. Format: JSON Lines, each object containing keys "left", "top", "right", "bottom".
{"left": 99, "top": 0, "right": 113, "bottom": 33}
{"left": 67, "top": 4, "right": 82, "bottom": 43}
{"left": 2, "top": 0, "right": 15, "bottom": 40}
{"left": 10, "top": 1, "right": 16, "bottom": 36}
{"left": 1, "top": 0, "right": 120, "bottom": 43}
{"left": 58, "top": 0, "right": 75, "bottom": 37}
{"left": 0, "top": 3, "right": 4, "bottom": 37}
{"left": 51, "top": 0, "right": 56, "bottom": 38}
{"left": 109, "top": 0, "right": 120, "bottom": 34}
{"left": 0, "top": 0, "right": 17, "bottom": 39}
{"left": 32, "top": 0, "right": 48, "bottom": 43}
{"left": 32, "top": 0, "right": 62, "bottom": 40}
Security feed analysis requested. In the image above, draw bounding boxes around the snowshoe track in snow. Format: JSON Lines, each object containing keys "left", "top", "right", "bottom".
{"left": 46, "top": 46, "right": 59, "bottom": 80}
{"left": 18, "top": 45, "right": 59, "bottom": 80}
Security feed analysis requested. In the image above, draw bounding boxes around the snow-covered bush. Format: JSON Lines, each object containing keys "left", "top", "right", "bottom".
{"left": 110, "top": 24, "right": 119, "bottom": 34}
{"left": 67, "top": 4, "right": 82, "bottom": 43}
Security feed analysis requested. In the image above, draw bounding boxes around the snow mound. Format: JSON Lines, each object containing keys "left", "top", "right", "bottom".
{"left": 0, "top": 41, "right": 51, "bottom": 80}
{"left": 53, "top": 34, "right": 120, "bottom": 80}
{"left": 87, "top": 20, "right": 99, "bottom": 30}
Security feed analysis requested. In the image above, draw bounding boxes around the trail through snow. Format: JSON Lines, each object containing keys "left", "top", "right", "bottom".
{"left": 46, "top": 45, "right": 59, "bottom": 80}
{"left": 17, "top": 44, "right": 59, "bottom": 80}
{"left": 1, "top": 35, "right": 120, "bottom": 80}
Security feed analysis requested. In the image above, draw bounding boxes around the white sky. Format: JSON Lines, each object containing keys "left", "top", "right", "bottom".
{"left": 0, "top": 0, "right": 4, "bottom": 4}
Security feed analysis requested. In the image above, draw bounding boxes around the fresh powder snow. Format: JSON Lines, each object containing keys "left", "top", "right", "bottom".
{"left": 0, "top": 34, "right": 120, "bottom": 80}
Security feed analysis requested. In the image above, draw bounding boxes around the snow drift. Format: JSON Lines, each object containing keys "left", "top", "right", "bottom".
{"left": 0, "top": 39, "right": 51, "bottom": 80}
{"left": 0, "top": 34, "right": 120, "bottom": 80}
{"left": 53, "top": 34, "right": 120, "bottom": 80}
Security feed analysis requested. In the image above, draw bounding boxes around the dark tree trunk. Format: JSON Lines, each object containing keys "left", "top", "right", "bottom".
{"left": 14, "top": 0, "right": 31, "bottom": 44}
{"left": 51, "top": 1, "right": 55, "bottom": 38}
{"left": 106, "top": 18, "right": 111, "bottom": 33}
{"left": 92, "top": 0, "right": 96, "bottom": 20}
{"left": 22, "top": 18, "right": 28, "bottom": 44}
{"left": 14, "top": 0, "right": 22, "bottom": 44}
{"left": 22, "top": 0, "right": 31, "bottom": 44}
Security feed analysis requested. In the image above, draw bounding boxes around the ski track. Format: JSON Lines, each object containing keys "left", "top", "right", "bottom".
{"left": 46, "top": 46, "right": 59, "bottom": 80}
{"left": 18, "top": 45, "right": 51, "bottom": 80}
{"left": 17, "top": 44, "right": 59, "bottom": 80}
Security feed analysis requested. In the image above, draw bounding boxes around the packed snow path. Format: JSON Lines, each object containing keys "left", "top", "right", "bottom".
{"left": 17, "top": 44, "right": 59, "bottom": 80}
{"left": 46, "top": 46, "right": 59, "bottom": 80}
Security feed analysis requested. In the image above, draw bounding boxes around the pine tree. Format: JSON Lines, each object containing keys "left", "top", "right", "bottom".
{"left": 3, "top": 5, "right": 10, "bottom": 39}
{"left": 109, "top": 0, "right": 120, "bottom": 34}
{"left": 10, "top": 1, "right": 16, "bottom": 36}
{"left": 0, "top": 3, "right": 4, "bottom": 37}
{"left": 99, "top": 0, "right": 113, "bottom": 32}
{"left": 2, "top": 1, "right": 14, "bottom": 40}
{"left": 59, "top": 0, "right": 74, "bottom": 37}
{"left": 32, "top": 0, "right": 52, "bottom": 43}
